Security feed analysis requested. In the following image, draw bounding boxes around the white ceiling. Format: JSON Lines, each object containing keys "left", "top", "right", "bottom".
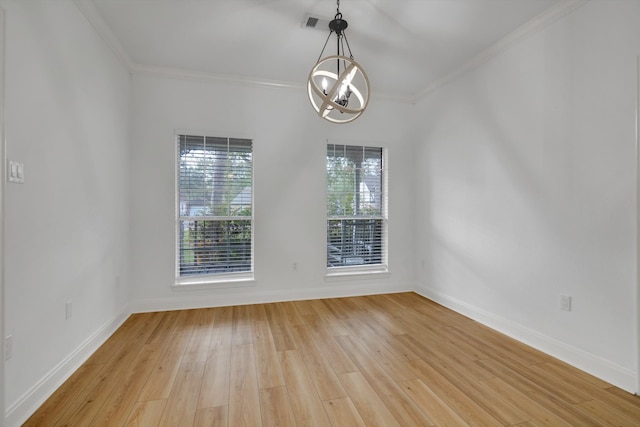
{"left": 86, "top": 0, "right": 577, "bottom": 100}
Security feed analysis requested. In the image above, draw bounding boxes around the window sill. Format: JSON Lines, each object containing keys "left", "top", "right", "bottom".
{"left": 173, "top": 273, "right": 255, "bottom": 290}
{"left": 324, "top": 265, "right": 389, "bottom": 281}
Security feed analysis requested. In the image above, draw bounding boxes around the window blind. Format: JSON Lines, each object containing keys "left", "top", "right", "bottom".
{"left": 177, "top": 135, "right": 253, "bottom": 277}
{"left": 326, "top": 144, "right": 386, "bottom": 268}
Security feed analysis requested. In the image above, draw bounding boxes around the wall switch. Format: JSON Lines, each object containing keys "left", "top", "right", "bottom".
{"left": 8, "top": 160, "right": 24, "bottom": 184}
{"left": 5, "top": 335, "right": 13, "bottom": 360}
{"left": 560, "top": 295, "right": 572, "bottom": 311}
{"left": 66, "top": 300, "right": 73, "bottom": 319}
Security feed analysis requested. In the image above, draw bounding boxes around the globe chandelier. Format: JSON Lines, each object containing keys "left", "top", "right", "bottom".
{"left": 307, "top": 0, "right": 370, "bottom": 124}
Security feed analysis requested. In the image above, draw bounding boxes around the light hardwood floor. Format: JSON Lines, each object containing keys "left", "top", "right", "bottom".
{"left": 25, "top": 292, "right": 640, "bottom": 426}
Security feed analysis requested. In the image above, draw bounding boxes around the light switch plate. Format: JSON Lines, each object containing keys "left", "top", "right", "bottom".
{"left": 65, "top": 301, "right": 73, "bottom": 320}
{"left": 560, "top": 295, "right": 572, "bottom": 311}
{"left": 8, "top": 160, "right": 24, "bottom": 184}
{"left": 5, "top": 335, "right": 12, "bottom": 360}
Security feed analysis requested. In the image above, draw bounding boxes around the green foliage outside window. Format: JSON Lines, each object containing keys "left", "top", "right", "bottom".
{"left": 178, "top": 135, "right": 253, "bottom": 276}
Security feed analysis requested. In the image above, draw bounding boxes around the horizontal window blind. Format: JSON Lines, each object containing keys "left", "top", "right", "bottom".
{"left": 177, "top": 135, "right": 253, "bottom": 277}
{"left": 327, "top": 144, "right": 386, "bottom": 268}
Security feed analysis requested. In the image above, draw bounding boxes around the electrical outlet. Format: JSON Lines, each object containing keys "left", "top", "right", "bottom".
{"left": 292, "top": 262, "right": 298, "bottom": 271}
{"left": 8, "top": 160, "right": 24, "bottom": 184}
{"left": 560, "top": 295, "right": 572, "bottom": 311}
{"left": 66, "top": 300, "right": 73, "bottom": 319}
{"left": 5, "top": 335, "right": 13, "bottom": 360}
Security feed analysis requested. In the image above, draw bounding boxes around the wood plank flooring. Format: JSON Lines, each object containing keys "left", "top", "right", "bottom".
{"left": 25, "top": 292, "right": 640, "bottom": 426}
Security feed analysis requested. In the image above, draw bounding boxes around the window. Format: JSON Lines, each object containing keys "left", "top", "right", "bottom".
{"left": 326, "top": 144, "right": 386, "bottom": 271}
{"left": 177, "top": 135, "right": 253, "bottom": 282}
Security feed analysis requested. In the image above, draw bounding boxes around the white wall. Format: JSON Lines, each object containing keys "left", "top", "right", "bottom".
{"left": 414, "top": 0, "right": 640, "bottom": 392}
{"left": 129, "top": 73, "right": 417, "bottom": 311}
{"left": 1, "top": 0, "right": 131, "bottom": 424}
{"left": 4, "top": 1, "right": 640, "bottom": 425}
{"left": 0, "top": 7, "right": 5, "bottom": 424}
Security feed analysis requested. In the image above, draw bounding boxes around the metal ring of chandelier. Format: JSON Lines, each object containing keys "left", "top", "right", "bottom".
{"left": 307, "top": 55, "right": 370, "bottom": 124}
{"left": 306, "top": 0, "right": 370, "bottom": 124}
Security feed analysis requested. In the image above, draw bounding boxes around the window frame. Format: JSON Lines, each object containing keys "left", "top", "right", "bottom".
{"left": 174, "top": 131, "right": 255, "bottom": 287}
{"left": 325, "top": 143, "right": 388, "bottom": 277}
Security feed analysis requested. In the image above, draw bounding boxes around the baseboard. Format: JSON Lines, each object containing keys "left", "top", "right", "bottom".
{"left": 5, "top": 308, "right": 132, "bottom": 427}
{"left": 130, "top": 281, "right": 416, "bottom": 313}
{"left": 6, "top": 282, "right": 414, "bottom": 425}
{"left": 18, "top": 280, "right": 631, "bottom": 426}
{"left": 414, "top": 283, "right": 638, "bottom": 394}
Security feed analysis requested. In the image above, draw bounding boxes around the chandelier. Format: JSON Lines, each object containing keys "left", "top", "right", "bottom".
{"left": 307, "top": 0, "right": 370, "bottom": 124}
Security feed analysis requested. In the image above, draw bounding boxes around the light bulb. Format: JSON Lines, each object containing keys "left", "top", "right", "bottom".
{"left": 345, "top": 67, "right": 357, "bottom": 86}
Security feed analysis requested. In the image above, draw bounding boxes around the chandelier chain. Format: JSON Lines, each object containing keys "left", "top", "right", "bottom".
{"left": 307, "top": 0, "right": 369, "bottom": 123}
{"left": 316, "top": 31, "right": 333, "bottom": 63}
{"left": 342, "top": 32, "right": 353, "bottom": 59}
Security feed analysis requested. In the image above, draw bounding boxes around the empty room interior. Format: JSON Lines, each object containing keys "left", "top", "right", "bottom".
{"left": 2, "top": 0, "right": 640, "bottom": 425}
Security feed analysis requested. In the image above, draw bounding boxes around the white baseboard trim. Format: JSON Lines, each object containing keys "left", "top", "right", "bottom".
{"left": 19, "top": 280, "right": 633, "bottom": 426}
{"left": 130, "top": 281, "right": 416, "bottom": 313}
{"left": 5, "top": 308, "right": 131, "bottom": 427}
{"left": 414, "top": 283, "right": 638, "bottom": 394}
{"left": 7, "top": 282, "right": 414, "bottom": 425}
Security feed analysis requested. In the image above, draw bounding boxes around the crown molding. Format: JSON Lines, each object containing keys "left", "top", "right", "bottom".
{"left": 75, "top": 0, "right": 588, "bottom": 105}
{"left": 132, "top": 63, "right": 304, "bottom": 90}
{"left": 412, "top": 0, "right": 590, "bottom": 103}
{"left": 131, "top": 64, "right": 415, "bottom": 104}
{"left": 72, "top": 0, "right": 135, "bottom": 71}
{"left": 72, "top": 0, "right": 412, "bottom": 103}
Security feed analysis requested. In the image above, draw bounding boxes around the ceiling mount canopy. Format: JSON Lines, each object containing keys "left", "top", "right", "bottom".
{"left": 307, "top": 0, "right": 370, "bottom": 124}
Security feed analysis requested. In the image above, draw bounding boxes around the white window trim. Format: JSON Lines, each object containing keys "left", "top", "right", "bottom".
{"left": 173, "top": 271, "right": 255, "bottom": 289}
{"left": 174, "top": 131, "right": 255, "bottom": 286}
{"left": 325, "top": 264, "right": 390, "bottom": 280}
{"left": 325, "top": 143, "right": 389, "bottom": 277}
